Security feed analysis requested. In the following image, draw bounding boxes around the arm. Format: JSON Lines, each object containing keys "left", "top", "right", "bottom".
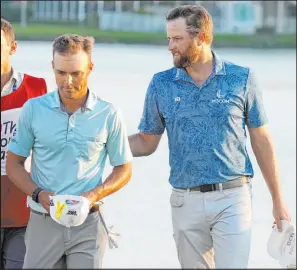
{"left": 249, "top": 125, "right": 290, "bottom": 230}
{"left": 249, "top": 125, "right": 283, "bottom": 200}
{"left": 245, "top": 70, "right": 290, "bottom": 230}
{"left": 6, "top": 151, "right": 55, "bottom": 212}
{"left": 6, "top": 100, "right": 54, "bottom": 212}
{"left": 82, "top": 162, "right": 132, "bottom": 204}
{"left": 6, "top": 151, "right": 38, "bottom": 197}
{"left": 82, "top": 109, "right": 133, "bottom": 205}
{"left": 128, "top": 132, "right": 162, "bottom": 157}
{"left": 129, "top": 77, "right": 165, "bottom": 157}
{"left": 6, "top": 100, "right": 37, "bottom": 196}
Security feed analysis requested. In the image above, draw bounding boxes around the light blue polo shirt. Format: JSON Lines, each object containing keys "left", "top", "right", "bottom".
{"left": 8, "top": 89, "right": 133, "bottom": 213}
{"left": 139, "top": 52, "right": 268, "bottom": 188}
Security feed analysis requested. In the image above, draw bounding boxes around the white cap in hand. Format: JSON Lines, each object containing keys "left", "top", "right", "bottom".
{"left": 49, "top": 195, "right": 90, "bottom": 228}
{"left": 267, "top": 220, "right": 296, "bottom": 268}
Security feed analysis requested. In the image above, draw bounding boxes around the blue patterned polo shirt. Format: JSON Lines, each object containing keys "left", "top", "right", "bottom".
{"left": 138, "top": 52, "right": 268, "bottom": 188}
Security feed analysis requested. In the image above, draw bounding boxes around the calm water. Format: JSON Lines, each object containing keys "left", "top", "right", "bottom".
{"left": 14, "top": 42, "right": 296, "bottom": 268}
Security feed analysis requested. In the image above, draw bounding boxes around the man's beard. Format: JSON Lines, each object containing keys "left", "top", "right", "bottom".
{"left": 173, "top": 42, "right": 199, "bottom": 68}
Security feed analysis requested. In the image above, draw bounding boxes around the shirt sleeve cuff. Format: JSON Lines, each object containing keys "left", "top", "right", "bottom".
{"left": 247, "top": 119, "right": 268, "bottom": 128}
{"left": 8, "top": 144, "right": 31, "bottom": 158}
{"left": 110, "top": 156, "right": 133, "bottom": 167}
{"left": 138, "top": 125, "right": 164, "bottom": 135}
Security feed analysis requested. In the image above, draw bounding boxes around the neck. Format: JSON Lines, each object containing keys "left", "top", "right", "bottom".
{"left": 59, "top": 88, "right": 89, "bottom": 113}
{"left": 1, "top": 67, "right": 13, "bottom": 91}
{"left": 185, "top": 48, "right": 213, "bottom": 84}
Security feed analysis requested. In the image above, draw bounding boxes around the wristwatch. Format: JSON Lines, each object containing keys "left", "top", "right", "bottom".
{"left": 32, "top": 187, "right": 44, "bottom": 203}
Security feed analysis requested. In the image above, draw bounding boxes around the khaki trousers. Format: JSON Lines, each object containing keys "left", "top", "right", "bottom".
{"left": 23, "top": 210, "right": 107, "bottom": 269}
{"left": 170, "top": 183, "right": 253, "bottom": 269}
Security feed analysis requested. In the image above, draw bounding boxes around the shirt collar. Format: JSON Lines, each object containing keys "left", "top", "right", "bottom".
{"left": 6, "top": 68, "right": 20, "bottom": 89}
{"left": 85, "top": 91, "right": 97, "bottom": 111}
{"left": 10, "top": 68, "right": 20, "bottom": 82}
{"left": 4, "top": 68, "right": 20, "bottom": 85}
{"left": 174, "top": 51, "right": 226, "bottom": 81}
{"left": 1, "top": 68, "right": 23, "bottom": 97}
{"left": 51, "top": 89, "right": 96, "bottom": 112}
{"left": 212, "top": 51, "right": 226, "bottom": 76}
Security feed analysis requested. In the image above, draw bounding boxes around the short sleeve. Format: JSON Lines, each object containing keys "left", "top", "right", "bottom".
{"left": 245, "top": 69, "right": 268, "bottom": 128}
{"left": 138, "top": 77, "right": 165, "bottom": 134}
{"left": 106, "top": 109, "right": 133, "bottom": 166}
{"left": 8, "top": 100, "right": 35, "bottom": 157}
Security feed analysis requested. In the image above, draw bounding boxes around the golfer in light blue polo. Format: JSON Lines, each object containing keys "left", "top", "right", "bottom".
{"left": 6, "top": 34, "right": 133, "bottom": 268}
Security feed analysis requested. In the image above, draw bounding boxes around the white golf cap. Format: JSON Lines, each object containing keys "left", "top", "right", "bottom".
{"left": 267, "top": 220, "right": 296, "bottom": 268}
{"left": 49, "top": 195, "right": 91, "bottom": 227}
{"left": 279, "top": 225, "right": 296, "bottom": 269}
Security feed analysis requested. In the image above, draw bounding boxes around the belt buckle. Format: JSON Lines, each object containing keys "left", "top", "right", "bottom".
{"left": 200, "top": 184, "right": 216, "bottom": 193}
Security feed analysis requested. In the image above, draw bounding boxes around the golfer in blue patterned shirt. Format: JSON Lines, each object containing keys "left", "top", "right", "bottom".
{"left": 128, "top": 5, "right": 291, "bottom": 269}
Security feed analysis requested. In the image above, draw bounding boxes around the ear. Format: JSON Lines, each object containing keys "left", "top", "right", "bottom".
{"left": 9, "top": 41, "right": 17, "bottom": 56}
{"left": 89, "top": 62, "right": 94, "bottom": 71}
{"left": 196, "top": 32, "right": 206, "bottom": 46}
{"left": 88, "top": 62, "right": 94, "bottom": 74}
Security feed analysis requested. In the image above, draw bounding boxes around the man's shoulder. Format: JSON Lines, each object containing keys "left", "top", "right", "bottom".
{"left": 21, "top": 73, "right": 47, "bottom": 94}
{"left": 22, "top": 73, "right": 42, "bottom": 79}
{"left": 89, "top": 91, "right": 119, "bottom": 115}
{"left": 25, "top": 90, "right": 55, "bottom": 107}
{"left": 152, "top": 67, "right": 177, "bottom": 82}
{"left": 22, "top": 73, "right": 46, "bottom": 83}
{"left": 223, "top": 60, "right": 250, "bottom": 78}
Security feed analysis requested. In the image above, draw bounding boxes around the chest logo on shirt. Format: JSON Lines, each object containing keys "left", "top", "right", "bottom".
{"left": 212, "top": 89, "right": 230, "bottom": 104}
{"left": 216, "top": 90, "right": 224, "bottom": 98}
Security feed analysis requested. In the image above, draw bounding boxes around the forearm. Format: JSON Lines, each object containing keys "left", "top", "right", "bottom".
{"left": 87, "top": 162, "right": 132, "bottom": 203}
{"left": 6, "top": 158, "right": 38, "bottom": 197}
{"left": 251, "top": 137, "right": 283, "bottom": 201}
{"left": 128, "top": 133, "right": 156, "bottom": 157}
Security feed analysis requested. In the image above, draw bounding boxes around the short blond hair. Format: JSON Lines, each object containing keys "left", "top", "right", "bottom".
{"left": 52, "top": 34, "right": 95, "bottom": 60}
{"left": 1, "top": 17, "right": 15, "bottom": 43}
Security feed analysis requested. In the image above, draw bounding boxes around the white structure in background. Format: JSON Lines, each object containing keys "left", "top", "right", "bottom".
{"left": 99, "top": 11, "right": 166, "bottom": 33}
{"left": 78, "top": 1, "right": 86, "bottom": 23}
{"left": 20, "top": 1, "right": 27, "bottom": 28}
{"left": 217, "top": 1, "right": 262, "bottom": 34}
{"left": 32, "top": 1, "right": 296, "bottom": 34}
{"left": 284, "top": 4, "right": 296, "bottom": 33}
{"left": 98, "top": 1, "right": 262, "bottom": 34}
{"left": 115, "top": 1, "right": 122, "bottom": 13}
{"left": 276, "top": 1, "right": 285, "bottom": 34}
{"left": 133, "top": 1, "right": 140, "bottom": 13}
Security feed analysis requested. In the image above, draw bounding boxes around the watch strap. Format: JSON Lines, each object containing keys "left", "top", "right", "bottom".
{"left": 32, "top": 187, "right": 44, "bottom": 203}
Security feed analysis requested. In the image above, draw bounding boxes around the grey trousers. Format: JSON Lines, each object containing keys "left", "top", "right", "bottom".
{"left": 1, "top": 227, "right": 26, "bottom": 269}
{"left": 170, "top": 183, "right": 253, "bottom": 269}
{"left": 23, "top": 210, "right": 107, "bottom": 269}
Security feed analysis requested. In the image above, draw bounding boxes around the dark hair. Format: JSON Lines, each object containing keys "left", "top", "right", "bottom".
{"left": 166, "top": 5, "right": 213, "bottom": 44}
{"left": 52, "top": 34, "right": 95, "bottom": 60}
{"left": 1, "top": 17, "right": 15, "bottom": 43}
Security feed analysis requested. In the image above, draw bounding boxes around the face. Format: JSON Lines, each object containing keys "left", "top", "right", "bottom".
{"left": 52, "top": 50, "right": 93, "bottom": 100}
{"left": 167, "top": 18, "right": 204, "bottom": 68}
{"left": 1, "top": 30, "right": 17, "bottom": 75}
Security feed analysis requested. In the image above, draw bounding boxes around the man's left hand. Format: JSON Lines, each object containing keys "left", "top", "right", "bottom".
{"left": 272, "top": 199, "right": 291, "bottom": 232}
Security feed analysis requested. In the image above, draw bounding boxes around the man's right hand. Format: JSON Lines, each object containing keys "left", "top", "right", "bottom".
{"left": 38, "top": 190, "right": 55, "bottom": 213}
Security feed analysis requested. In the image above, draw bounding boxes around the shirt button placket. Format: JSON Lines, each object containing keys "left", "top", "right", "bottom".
{"left": 67, "top": 115, "right": 75, "bottom": 141}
